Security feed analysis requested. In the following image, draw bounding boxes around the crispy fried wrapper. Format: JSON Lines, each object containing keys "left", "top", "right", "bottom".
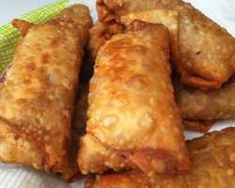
{"left": 78, "top": 20, "right": 190, "bottom": 176}
{"left": 86, "top": 128, "right": 235, "bottom": 188}
{"left": 88, "top": 8, "right": 179, "bottom": 66}
{"left": 176, "top": 77, "right": 235, "bottom": 120}
{"left": 0, "top": 5, "right": 92, "bottom": 181}
{"left": 97, "top": 0, "right": 235, "bottom": 89}
{"left": 88, "top": 21, "right": 124, "bottom": 64}
{"left": 120, "top": 9, "right": 179, "bottom": 68}
{"left": 12, "top": 19, "right": 34, "bottom": 36}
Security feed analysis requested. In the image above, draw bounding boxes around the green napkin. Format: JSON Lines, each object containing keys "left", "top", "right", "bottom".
{"left": 0, "top": 0, "right": 69, "bottom": 73}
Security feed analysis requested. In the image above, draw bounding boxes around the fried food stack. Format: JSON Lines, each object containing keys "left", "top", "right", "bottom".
{"left": 0, "top": 1, "right": 235, "bottom": 187}
{"left": 80, "top": 0, "right": 235, "bottom": 187}
{"left": 88, "top": 0, "right": 235, "bottom": 133}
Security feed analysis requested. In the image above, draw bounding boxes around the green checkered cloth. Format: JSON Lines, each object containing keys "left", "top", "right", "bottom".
{"left": 0, "top": 0, "right": 69, "bottom": 73}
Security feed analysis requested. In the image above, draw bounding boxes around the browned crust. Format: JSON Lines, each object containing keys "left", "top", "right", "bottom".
{"left": 96, "top": 0, "right": 235, "bottom": 90}
{"left": 12, "top": 19, "right": 34, "bottom": 36}
{"left": 79, "top": 20, "right": 190, "bottom": 176}
{"left": 86, "top": 127, "right": 235, "bottom": 188}
{"left": 0, "top": 4, "right": 92, "bottom": 182}
{"left": 88, "top": 21, "right": 124, "bottom": 63}
{"left": 176, "top": 77, "right": 235, "bottom": 120}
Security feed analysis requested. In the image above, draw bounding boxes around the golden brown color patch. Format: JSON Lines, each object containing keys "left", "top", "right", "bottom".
{"left": 96, "top": 0, "right": 235, "bottom": 89}
{"left": 0, "top": 4, "right": 92, "bottom": 181}
{"left": 78, "top": 20, "right": 190, "bottom": 176}
{"left": 176, "top": 77, "right": 235, "bottom": 120}
{"left": 86, "top": 128, "right": 235, "bottom": 188}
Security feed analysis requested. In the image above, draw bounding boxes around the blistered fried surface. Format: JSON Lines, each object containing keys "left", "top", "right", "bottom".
{"left": 96, "top": 0, "right": 179, "bottom": 22}
{"left": 120, "top": 9, "right": 179, "bottom": 69}
{"left": 88, "top": 21, "right": 124, "bottom": 64}
{"left": 75, "top": 86, "right": 133, "bottom": 173}
{"left": 79, "top": 21, "right": 190, "bottom": 176}
{"left": 0, "top": 4, "right": 92, "bottom": 181}
{"left": 87, "top": 128, "right": 235, "bottom": 188}
{"left": 78, "top": 135, "right": 132, "bottom": 174}
{"left": 178, "top": 3, "right": 235, "bottom": 89}
{"left": 86, "top": 172, "right": 151, "bottom": 188}
{"left": 89, "top": 9, "right": 179, "bottom": 65}
{"left": 176, "top": 78, "right": 235, "bottom": 120}
{"left": 97, "top": 0, "right": 235, "bottom": 89}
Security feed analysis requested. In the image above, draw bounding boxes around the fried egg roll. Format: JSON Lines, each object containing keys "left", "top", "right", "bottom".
{"left": 120, "top": 9, "right": 179, "bottom": 67}
{"left": 86, "top": 127, "right": 235, "bottom": 188}
{"left": 78, "top": 20, "right": 190, "bottom": 176}
{"left": 88, "top": 9, "right": 179, "bottom": 68}
{"left": 176, "top": 77, "right": 235, "bottom": 120}
{"left": 0, "top": 5, "right": 92, "bottom": 181}
{"left": 97, "top": 0, "right": 235, "bottom": 89}
{"left": 87, "top": 20, "right": 125, "bottom": 68}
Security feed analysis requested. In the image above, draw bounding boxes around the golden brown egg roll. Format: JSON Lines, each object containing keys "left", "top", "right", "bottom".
{"left": 0, "top": 5, "right": 92, "bottom": 181}
{"left": 87, "top": 21, "right": 124, "bottom": 66}
{"left": 176, "top": 77, "right": 235, "bottom": 120}
{"left": 120, "top": 9, "right": 179, "bottom": 67}
{"left": 88, "top": 9, "right": 179, "bottom": 68}
{"left": 97, "top": 0, "right": 235, "bottom": 89}
{"left": 86, "top": 127, "right": 235, "bottom": 188}
{"left": 78, "top": 20, "right": 190, "bottom": 176}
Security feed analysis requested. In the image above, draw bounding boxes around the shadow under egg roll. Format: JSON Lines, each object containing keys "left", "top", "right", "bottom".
{"left": 0, "top": 4, "right": 92, "bottom": 181}
{"left": 78, "top": 20, "right": 190, "bottom": 176}
{"left": 183, "top": 119, "right": 214, "bottom": 133}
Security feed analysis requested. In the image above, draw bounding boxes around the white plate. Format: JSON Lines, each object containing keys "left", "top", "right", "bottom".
{"left": 0, "top": 0, "right": 234, "bottom": 187}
